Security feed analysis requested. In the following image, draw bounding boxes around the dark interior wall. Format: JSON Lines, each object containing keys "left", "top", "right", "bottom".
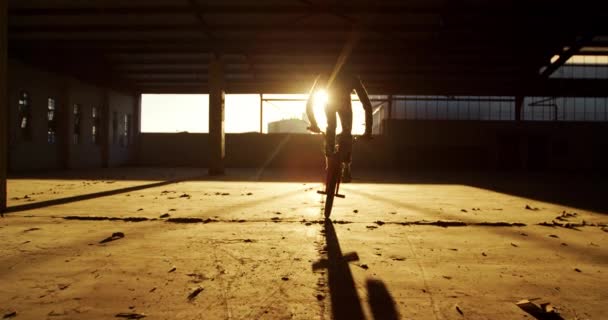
{"left": 139, "top": 120, "right": 608, "bottom": 171}
{"left": 138, "top": 133, "right": 326, "bottom": 169}
{"left": 108, "top": 92, "right": 135, "bottom": 167}
{"left": 8, "top": 61, "right": 63, "bottom": 171}
{"left": 7, "top": 60, "right": 136, "bottom": 172}
{"left": 67, "top": 80, "right": 103, "bottom": 169}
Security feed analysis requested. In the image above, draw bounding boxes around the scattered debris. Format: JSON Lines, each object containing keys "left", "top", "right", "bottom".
{"left": 516, "top": 299, "right": 564, "bottom": 320}
{"left": 391, "top": 256, "right": 406, "bottom": 261}
{"left": 275, "top": 212, "right": 282, "bottom": 215}
{"left": 159, "top": 213, "right": 170, "bottom": 219}
{"left": 443, "top": 276, "right": 452, "bottom": 280}
{"left": 23, "top": 227, "right": 41, "bottom": 233}
{"left": 168, "top": 267, "right": 176, "bottom": 273}
{"left": 460, "top": 209, "right": 468, "bottom": 213}
{"left": 353, "top": 209, "right": 359, "bottom": 213}
{"left": 390, "top": 211, "right": 396, "bottom": 214}
{"left": 482, "top": 252, "right": 487, "bottom": 256}
{"left": 448, "top": 248, "right": 458, "bottom": 251}
{"left": 64, "top": 216, "right": 149, "bottom": 222}
{"left": 510, "top": 243, "right": 519, "bottom": 248}
{"left": 149, "top": 287, "right": 156, "bottom": 293}
{"left": 187, "top": 273, "right": 208, "bottom": 284}
{"left": 316, "top": 294, "right": 325, "bottom": 301}
{"left": 271, "top": 217, "right": 281, "bottom": 222}
{"left": 187, "top": 287, "right": 204, "bottom": 302}
{"left": 281, "top": 276, "right": 289, "bottom": 281}
{"left": 375, "top": 220, "right": 385, "bottom": 226}
{"left": 99, "top": 232, "right": 125, "bottom": 244}
{"left": 561, "top": 243, "right": 568, "bottom": 247}
{"left": 519, "top": 232, "right": 528, "bottom": 236}
{"left": 115, "top": 312, "right": 146, "bottom": 319}
{"left": 3, "top": 311, "right": 17, "bottom": 319}
{"left": 58, "top": 284, "right": 70, "bottom": 290}
{"left": 179, "top": 194, "right": 191, "bottom": 199}
{"left": 456, "top": 305, "right": 464, "bottom": 315}
{"left": 137, "top": 208, "right": 143, "bottom": 211}
{"left": 525, "top": 205, "right": 539, "bottom": 211}
{"left": 366, "top": 225, "right": 378, "bottom": 230}
{"left": 359, "top": 264, "right": 369, "bottom": 270}
{"left": 169, "top": 209, "right": 176, "bottom": 212}
{"left": 166, "top": 218, "right": 217, "bottom": 224}
{"left": 246, "top": 193, "right": 253, "bottom": 196}
{"left": 549, "top": 234, "right": 559, "bottom": 238}
{"left": 243, "top": 239, "right": 254, "bottom": 243}
{"left": 574, "top": 268, "right": 582, "bottom": 273}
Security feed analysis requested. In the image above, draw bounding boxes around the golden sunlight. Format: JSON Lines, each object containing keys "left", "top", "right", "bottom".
{"left": 313, "top": 89, "right": 329, "bottom": 131}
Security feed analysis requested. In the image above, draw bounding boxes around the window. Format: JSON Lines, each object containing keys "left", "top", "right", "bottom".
{"left": 92, "top": 107, "right": 100, "bottom": 144}
{"left": 73, "top": 104, "right": 82, "bottom": 144}
{"left": 47, "top": 98, "right": 56, "bottom": 143}
{"left": 18, "top": 91, "right": 32, "bottom": 140}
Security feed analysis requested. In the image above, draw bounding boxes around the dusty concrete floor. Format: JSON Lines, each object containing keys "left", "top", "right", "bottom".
{"left": 1, "top": 168, "right": 606, "bottom": 320}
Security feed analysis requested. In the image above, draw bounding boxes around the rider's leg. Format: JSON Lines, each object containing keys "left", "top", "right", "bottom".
{"left": 337, "top": 106, "right": 353, "bottom": 182}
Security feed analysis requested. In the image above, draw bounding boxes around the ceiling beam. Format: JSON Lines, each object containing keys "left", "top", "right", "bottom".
{"left": 9, "top": 4, "right": 604, "bottom": 16}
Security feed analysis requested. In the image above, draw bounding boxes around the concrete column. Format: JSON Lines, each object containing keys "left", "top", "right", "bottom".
{"left": 208, "top": 56, "right": 225, "bottom": 175}
{"left": 100, "top": 90, "right": 110, "bottom": 168}
{"left": 385, "top": 95, "right": 393, "bottom": 135}
{"left": 131, "top": 93, "right": 141, "bottom": 165}
{"left": 259, "top": 94, "right": 263, "bottom": 133}
{"left": 515, "top": 95, "right": 524, "bottom": 121}
{"left": 58, "top": 80, "right": 72, "bottom": 169}
{"left": 1, "top": 0, "right": 7, "bottom": 213}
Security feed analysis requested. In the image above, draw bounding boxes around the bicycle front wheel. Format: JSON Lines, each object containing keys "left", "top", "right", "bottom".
{"left": 324, "top": 156, "right": 341, "bottom": 219}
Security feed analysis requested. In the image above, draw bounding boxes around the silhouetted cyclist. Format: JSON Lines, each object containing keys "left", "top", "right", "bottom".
{"left": 305, "top": 70, "right": 373, "bottom": 182}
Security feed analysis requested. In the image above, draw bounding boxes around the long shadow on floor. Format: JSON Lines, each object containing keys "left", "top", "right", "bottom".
{"left": 314, "top": 220, "right": 400, "bottom": 320}
{"left": 5, "top": 179, "right": 183, "bottom": 214}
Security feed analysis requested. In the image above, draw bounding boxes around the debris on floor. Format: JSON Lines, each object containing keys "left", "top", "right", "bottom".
{"left": 516, "top": 299, "right": 564, "bottom": 320}
{"left": 455, "top": 305, "right": 464, "bottom": 315}
{"left": 99, "top": 232, "right": 125, "bottom": 244}
{"left": 115, "top": 312, "right": 146, "bottom": 319}
{"left": 525, "top": 205, "right": 540, "bottom": 211}
{"left": 3, "top": 311, "right": 17, "bottom": 319}
{"left": 187, "top": 287, "right": 204, "bottom": 302}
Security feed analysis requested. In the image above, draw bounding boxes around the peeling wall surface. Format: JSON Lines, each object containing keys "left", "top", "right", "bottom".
{"left": 7, "top": 60, "right": 136, "bottom": 172}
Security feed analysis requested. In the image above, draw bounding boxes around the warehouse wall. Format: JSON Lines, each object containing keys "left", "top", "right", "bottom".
{"left": 7, "top": 60, "right": 136, "bottom": 172}
{"left": 139, "top": 120, "right": 608, "bottom": 171}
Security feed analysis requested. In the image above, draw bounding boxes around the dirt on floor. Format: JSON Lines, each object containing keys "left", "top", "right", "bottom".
{"left": 1, "top": 168, "right": 606, "bottom": 320}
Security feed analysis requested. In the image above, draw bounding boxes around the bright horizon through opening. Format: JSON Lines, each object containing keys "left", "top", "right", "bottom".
{"left": 141, "top": 93, "right": 367, "bottom": 134}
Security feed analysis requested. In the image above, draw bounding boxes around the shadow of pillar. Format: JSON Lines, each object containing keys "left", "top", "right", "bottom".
{"left": 366, "top": 279, "right": 400, "bottom": 320}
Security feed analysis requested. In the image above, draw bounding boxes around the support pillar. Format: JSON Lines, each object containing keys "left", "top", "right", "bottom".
{"left": 101, "top": 90, "right": 111, "bottom": 168}
{"left": 385, "top": 94, "right": 393, "bottom": 135}
{"left": 59, "top": 80, "right": 72, "bottom": 169}
{"left": 1, "top": 0, "right": 7, "bottom": 213}
{"left": 515, "top": 95, "right": 524, "bottom": 121}
{"left": 259, "top": 94, "right": 263, "bottom": 134}
{"left": 208, "top": 56, "right": 225, "bottom": 175}
{"left": 131, "top": 92, "right": 141, "bottom": 165}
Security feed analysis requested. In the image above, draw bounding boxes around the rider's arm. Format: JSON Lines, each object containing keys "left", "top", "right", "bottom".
{"left": 305, "top": 74, "right": 321, "bottom": 132}
{"left": 353, "top": 76, "right": 373, "bottom": 136}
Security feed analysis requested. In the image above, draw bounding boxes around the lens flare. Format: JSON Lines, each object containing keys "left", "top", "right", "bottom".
{"left": 313, "top": 90, "right": 329, "bottom": 131}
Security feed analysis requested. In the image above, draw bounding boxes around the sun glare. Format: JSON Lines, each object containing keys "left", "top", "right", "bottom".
{"left": 313, "top": 90, "right": 329, "bottom": 131}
